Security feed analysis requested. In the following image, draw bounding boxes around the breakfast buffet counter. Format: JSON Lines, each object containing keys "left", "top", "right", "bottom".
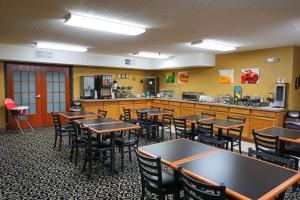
{"left": 79, "top": 98, "right": 287, "bottom": 141}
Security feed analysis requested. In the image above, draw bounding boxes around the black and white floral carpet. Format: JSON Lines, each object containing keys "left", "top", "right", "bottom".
{"left": 0, "top": 127, "right": 299, "bottom": 200}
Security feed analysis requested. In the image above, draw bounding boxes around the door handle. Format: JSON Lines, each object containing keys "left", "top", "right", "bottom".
{"left": 36, "top": 94, "right": 41, "bottom": 99}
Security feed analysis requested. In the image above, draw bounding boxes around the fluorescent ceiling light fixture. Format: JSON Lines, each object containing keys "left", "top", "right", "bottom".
{"left": 65, "top": 14, "right": 145, "bottom": 36}
{"left": 35, "top": 42, "right": 88, "bottom": 52}
{"left": 191, "top": 40, "right": 236, "bottom": 51}
{"left": 133, "top": 51, "right": 170, "bottom": 59}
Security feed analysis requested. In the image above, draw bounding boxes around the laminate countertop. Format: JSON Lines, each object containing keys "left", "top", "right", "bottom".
{"left": 78, "top": 97, "right": 286, "bottom": 112}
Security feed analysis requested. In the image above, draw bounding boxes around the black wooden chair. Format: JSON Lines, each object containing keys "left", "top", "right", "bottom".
{"left": 252, "top": 130, "right": 299, "bottom": 170}
{"left": 137, "top": 111, "right": 160, "bottom": 144}
{"left": 178, "top": 167, "right": 226, "bottom": 200}
{"left": 70, "top": 122, "right": 86, "bottom": 166}
{"left": 51, "top": 113, "right": 74, "bottom": 150}
{"left": 135, "top": 149, "right": 181, "bottom": 200}
{"left": 159, "top": 113, "right": 174, "bottom": 140}
{"left": 248, "top": 147, "right": 295, "bottom": 200}
{"left": 115, "top": 116, "right": 140, "bottom": 171}
{"left": 97, "top": 109, "right": 107, "bottom": 118}
{"left": 222, "top": 116, "right": 246, "bottom": 153}
{"left": 197, "top": 121, "right": 227, "bottom": 149}
{"left": 151, "top": 106, "right": 161, "bottom": 111}
{"left": 82, "top": 125, "right": 115, "bottom": 177}
{"left": 200, "top": 112, "right": 216, "bottom": 118}
{"left": 122, "top": 107, "right": 138, "bottom": 124}
{"left": 173, "top": 117, "right": 193, "bottom": 140}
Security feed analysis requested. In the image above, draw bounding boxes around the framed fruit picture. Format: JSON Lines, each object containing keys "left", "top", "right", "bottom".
{"left": 241, "top": 68, "right": 259, "bottom": 84}
{"left": 219, "top": 69, "right": 234, "bottom": 84}
{"left": 178, "top": 71, "right": 189, "bottom": 83}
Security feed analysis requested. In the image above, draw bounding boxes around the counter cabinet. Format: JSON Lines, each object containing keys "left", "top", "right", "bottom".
{"left": 80, "top": 99, "right": 286, "bottom": 141}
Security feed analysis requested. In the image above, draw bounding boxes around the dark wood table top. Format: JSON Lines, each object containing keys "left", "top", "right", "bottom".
{"left": 200, "top": 118, "right": 245, "bottom": 129}
{"left": 58, "top": 111, "right": 97, "bottom": 119}
{"left": 179, "top": 150, "right": 300, "bottom": 200}
{"left": 138, "top": 138, "right": 218, "bottom": 167}
{"left": 285, "top": 118, "right": 300, "bottom": 126}
{"left": 74, "top": 117, "right": 120, "bottom": 126}
{"left": 133, "top": 108, "right": 171, "bottom": 116}
{"left": 179, "top": 115, "right": 213, "bottom": 123}
{"left": 89, "top": 122, "right": 140, "bottom": 134}
{"left": 257, "top": 127, "right": 300, "bottom": 144}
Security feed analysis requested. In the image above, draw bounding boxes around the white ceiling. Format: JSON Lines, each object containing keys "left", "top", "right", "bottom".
{"left": 0, "top": 0, "right": 300, "bottom": 56}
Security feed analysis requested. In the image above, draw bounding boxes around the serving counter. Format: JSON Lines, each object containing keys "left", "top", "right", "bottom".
{"left": 79, "top": 98, "right": 287, "bottom": 141}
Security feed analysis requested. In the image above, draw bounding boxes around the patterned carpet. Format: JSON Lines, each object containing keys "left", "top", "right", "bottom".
{"left": 0, "top": 127, "right": 299, "bottom": 200}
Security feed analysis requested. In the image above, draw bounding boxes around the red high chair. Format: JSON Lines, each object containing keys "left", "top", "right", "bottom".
{"left": 5, "top": 98, "right": 34, "bottom": 133}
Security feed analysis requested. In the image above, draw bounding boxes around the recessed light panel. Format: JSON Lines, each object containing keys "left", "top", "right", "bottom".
{"left": 65, "top": 14, "right": 145, "bottom": 36}
{"left": 191, "top": 40, "right": 237, "bottom": 51}
{"left": 36, "top": 42, "right": 88, "bottom": 52}
{"left": 133, "top": 51, "right": 170, "bottom": 59}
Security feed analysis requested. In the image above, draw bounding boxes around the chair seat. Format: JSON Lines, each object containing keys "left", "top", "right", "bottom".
{"left": 285, "top": 143, "right": 300, "bottom": 157}
{"left": 222, "top": 134, "right": 240, "bottom": 141}
{"left": 146, "top": 171, "right": 181, "bottom": 194}
{"left": 115, "top": 137, "right": 136, "bottom": 146}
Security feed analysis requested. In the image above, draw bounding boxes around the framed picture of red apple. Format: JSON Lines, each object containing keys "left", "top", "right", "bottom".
{"left": 241, "top": 68, "right": 260, "bottom": 84}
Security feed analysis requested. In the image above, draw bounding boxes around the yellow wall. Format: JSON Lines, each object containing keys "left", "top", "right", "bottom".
{"left": 157, "top": 46, "right": 295, "bottom": 108}
{"left": 0, "top": 62, "right": 5, "bottom": 129}
{"left": 73, "top": 66, "right": 155, "bottom": 99}
{"left": 290, "top": 46, "right": 300, "bottom": 110}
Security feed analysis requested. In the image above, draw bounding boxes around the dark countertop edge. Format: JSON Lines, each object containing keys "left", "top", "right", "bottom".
{"left": 77, "top": 98, "right": 287, "bottom": 112}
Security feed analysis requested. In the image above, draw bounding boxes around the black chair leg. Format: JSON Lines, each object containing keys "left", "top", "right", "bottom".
{"left": 141, "top": 183, "right": 145, "bottom": 200}
{"left": 75, "top": 145, "right": 79, "bottom": 167}
{"left": 158, "top": 194, "right": 164, "bottom": 200}
{"left": 174, "top": 191, "right": 181, "bottom": 200}
{"left": 128, "top": 146, "right": 132, "bottom": 162}
{"left": 231, "top": 141, "right": 234, "bottom": 151}
{"left": 238, "top": 140, "right": 242, "bottom": 153}
{"left": 169, "top": 127, "right": 172, "bottom": 140}
{"left": 276, "top": 191, "right": 285, "bottom": 200}
{"left": 70, "top": 142, "right": 74, "bottom": 161}
{"left": 121, "top": 146, "right": 125, "bottom": 171}
{"left": 59, "top": 133, "right": 63, "bottom": 150}
{"left": 54, "top": 133, "right": 57, "bottom": 148}
{"left": 88, "top": 151, "right": 93, "bottom": 178}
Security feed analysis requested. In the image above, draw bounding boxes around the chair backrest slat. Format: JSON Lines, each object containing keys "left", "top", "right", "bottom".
{"left": 135, "top": 149, "right": 162, "bottom": 187}
{"left": 179, "top": 167, "right": 226, "bottom": 200}
{"left": 252, "top": 130, "right": 279, "bottom": 154}
{"left": 98, "top": 109, "right": 107, "bottom": 118}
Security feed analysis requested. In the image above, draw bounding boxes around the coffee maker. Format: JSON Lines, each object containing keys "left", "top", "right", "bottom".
{"left": 273, "top": 83, "right": 287, "bottom": 108}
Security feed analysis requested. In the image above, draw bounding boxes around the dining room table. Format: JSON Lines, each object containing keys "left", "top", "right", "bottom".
{"left": 138, "top": 138, "right": 300, "bottom": 200}
{"left": 257, "top": 127, "right": 300, "bottom": 154}
{"left": 88, "top": 121, "right": 141, "bottom": 172}
{"left": 179, "top": 114, "right": 215, "bottom": 140}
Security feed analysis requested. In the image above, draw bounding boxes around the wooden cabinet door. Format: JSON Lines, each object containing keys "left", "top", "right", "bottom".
{"left": 104, "top": 105, "right": 120, "bottom": 119}
{"left": 195, "top": 109, "right": 211, "bottom": 115}
{"left": 170, "top": 105, "right": 180, "bottom": 117}
{"left": 213, "top": 111, "right": 228, "bottom": 119}
{"left": 180, "top": 107, "right": 195, "bottom": 116}
{"left": 250, "top": 116, "right": 276, "bottom": 140}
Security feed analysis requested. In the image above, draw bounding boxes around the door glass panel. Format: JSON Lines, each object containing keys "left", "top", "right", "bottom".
{"left": 47, "top": 103, "right": 53, "bottom": 113}
{"left": 47, "top": 82, "right": 53, "bottom": 92}
{"left": 53, "top": 103, "right": 59, "bottom": 112}
{"left": 53, "top": 72, "right": 59, "bottom": 81}
{"left": 13, "top": 70, "right": 36, "bottom": 115}
{"left": 30, "top": 103, "right": 36, "bottom": 114}
{"left": 30, "top": 93, "right": 36, "bottom": 103}
{"left": 14, "top": 82, "right": 21, "bottom": 92}
{"left": 21, "top": 71, "right": 28, "bottom": 81}
{"left": 22, "top": 93, "right": 28, "bottom": 104}
{"left": 22, "top": 81, "right": 28, "bottom": 92}
{"left": 14, "top": 93, "right": 21, "bottom": 104}
{"left": 30, "top": 82, "right": 36, "bottom": 92}
{"left": 53, "top": 82, "right": 59, "bottom": 92}
{"left": 46, "top": 71, "right": 67, "bottom": 113}
{"left": 53, "top": 93, "right": 59, "bottom": 102}
{"left": 13, "top": 71, "right": 20, "bottom": 81}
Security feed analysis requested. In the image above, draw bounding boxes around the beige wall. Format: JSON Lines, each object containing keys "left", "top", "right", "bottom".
{"left": 157, "top": 46, "right": 296, "bottom": 108}
{"left": 0, "top": 62, "right": 5, "bottom": 129}
{"left": 73, "top": 66, "right": 155, "bottom": 99}
{"left": 290, "top": 46, "right": 300, "bottom": 110}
